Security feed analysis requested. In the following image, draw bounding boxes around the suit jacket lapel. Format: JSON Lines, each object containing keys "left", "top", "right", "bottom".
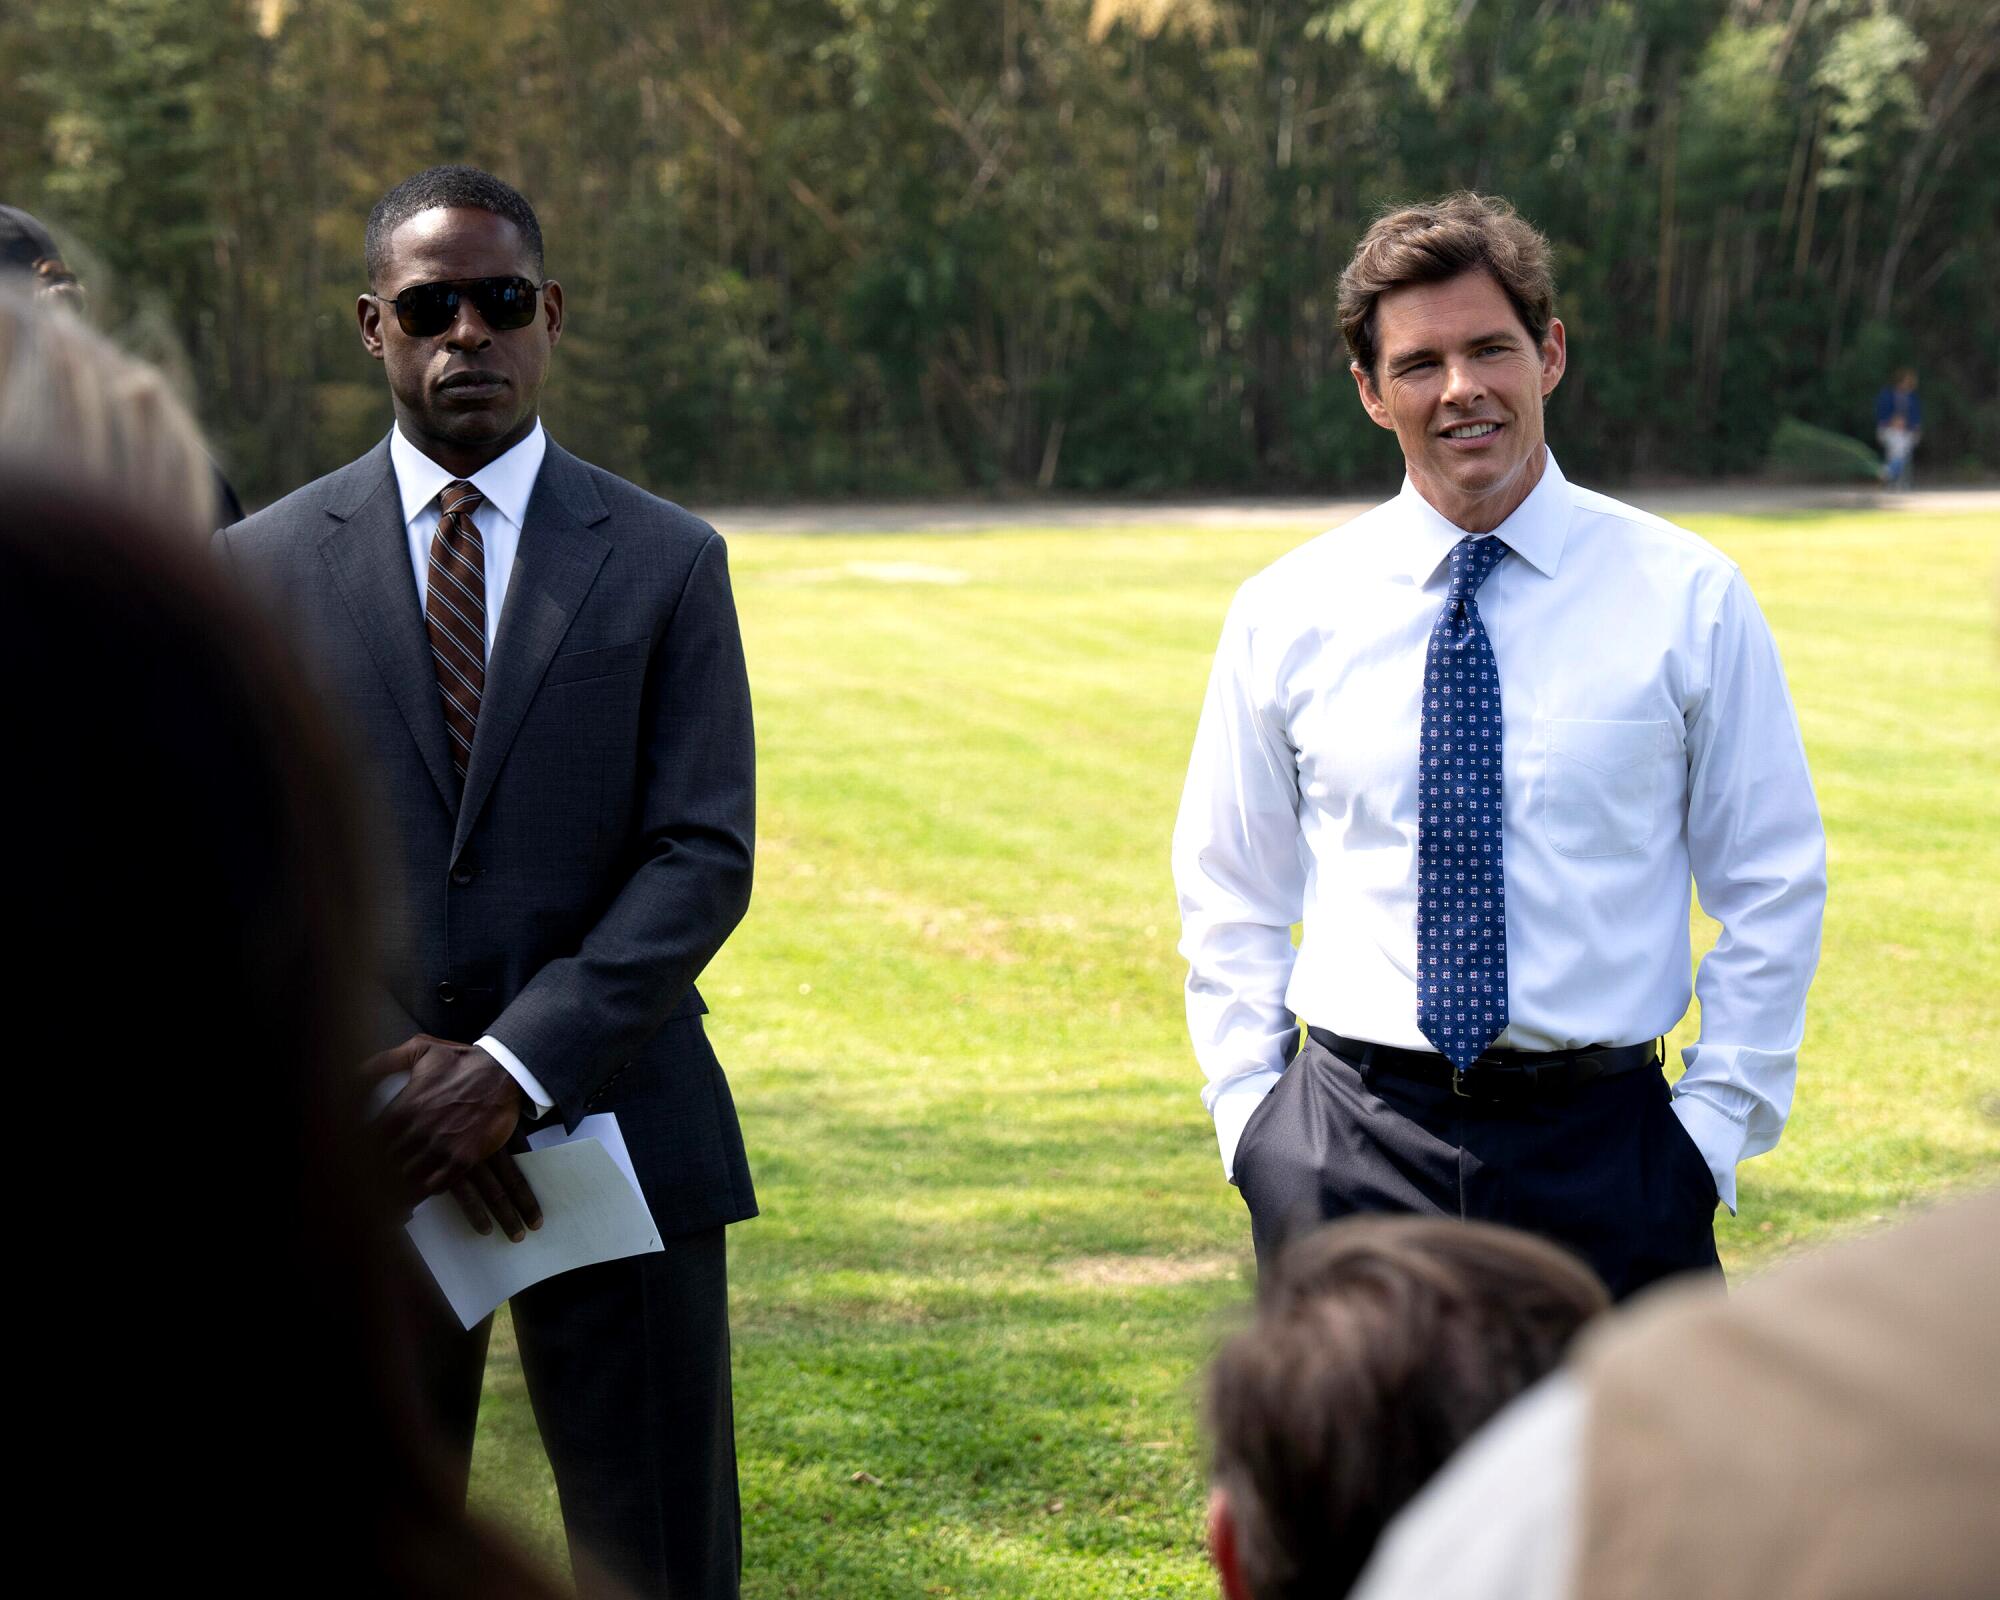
{"left": 452, "top": 440, "right": 612, "bottom": 862}
{"left": 316, "top": 441, "right": 460, "bottom": 817}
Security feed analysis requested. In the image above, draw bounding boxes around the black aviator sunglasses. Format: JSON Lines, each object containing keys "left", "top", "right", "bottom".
{"left": 367, "top": 275, "right": 545, "bottom": 338}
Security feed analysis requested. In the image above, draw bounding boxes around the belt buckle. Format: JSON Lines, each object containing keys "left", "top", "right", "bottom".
{"left": 1451, "top": 1064, "right": 1471, "bottom": 1098}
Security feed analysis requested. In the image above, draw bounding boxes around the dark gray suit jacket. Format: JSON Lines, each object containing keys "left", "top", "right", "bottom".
{"left": 217, "top": 435, "right": 756, "bottom": 1236}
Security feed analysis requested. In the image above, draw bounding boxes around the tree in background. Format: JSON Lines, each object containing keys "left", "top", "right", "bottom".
{"left": 3, "top": 0, "right": 1992, "bottom": 503}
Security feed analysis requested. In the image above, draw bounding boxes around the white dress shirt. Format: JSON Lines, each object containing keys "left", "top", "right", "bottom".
{"left": 388, "top": 421, "right": 554, "bottom": 1117}
{"left": 1172, "top": 453, "right": 1825, "bottom": 1209}
{"left": 1348, "top": 1373, "right": 1584, "bottom": 1600}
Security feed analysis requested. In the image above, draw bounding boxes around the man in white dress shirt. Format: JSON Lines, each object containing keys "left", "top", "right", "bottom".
{"left": 1172, "top": 193, "right": 1825, "bottom": 1297}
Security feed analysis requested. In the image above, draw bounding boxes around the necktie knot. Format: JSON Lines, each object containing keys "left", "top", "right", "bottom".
{"left": 440, "top": 480, "right": 484, "bottom": 519}
{"left": 1448, "top": 535, "right": 1507, "bottom": 602}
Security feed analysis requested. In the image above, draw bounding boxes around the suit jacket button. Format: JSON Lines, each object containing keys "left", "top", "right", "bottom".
{"left": 451, "top": 861, "right": 478, "bottom": 886}
{"left": 437, "top": 981, "right": 458, "bottom": 1004}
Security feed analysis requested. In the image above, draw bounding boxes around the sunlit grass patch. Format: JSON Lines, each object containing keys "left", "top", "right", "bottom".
{"left": 473, "top": 509, "right": 2000, "bottom": 1595}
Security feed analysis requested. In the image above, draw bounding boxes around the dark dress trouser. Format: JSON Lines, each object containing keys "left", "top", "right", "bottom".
{"left": 1233, "top": 1033, "right": 1722, "bottom": 1302}
{"left": 415, "top": 1228, "right": 739, "bottom": 1600}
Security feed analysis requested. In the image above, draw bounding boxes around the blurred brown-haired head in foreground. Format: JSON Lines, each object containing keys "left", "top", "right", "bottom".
{"left": 1205, "top": 1216, "right": 1609, "bottom": 1600}
{"left": 3, "top": 473, "right": 564, "bottom": 1597}
{"left": 1337, "top": 193, "right": 1555, "bottom": 383}
{"left": 0, "top": 285, "right": 215, "bottom": 539}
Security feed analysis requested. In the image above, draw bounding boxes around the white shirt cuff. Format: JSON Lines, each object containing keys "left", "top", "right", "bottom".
{"left": 477, "top": 1034, "right": 554, "bottom": 1118}
{"left": 1210, "top": 1068, "right": 1285, "bottom": 1181}
{"left": 1670, "top": 1089, "right": 1744, "bottom": 1214}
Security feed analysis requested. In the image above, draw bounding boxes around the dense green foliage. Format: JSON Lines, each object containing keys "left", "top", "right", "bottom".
{"left": 3, "top": 1, "right": 1993, "bottom": 501}
{"left": 455, "top": 502, "right": 1997, "bottom": 1594}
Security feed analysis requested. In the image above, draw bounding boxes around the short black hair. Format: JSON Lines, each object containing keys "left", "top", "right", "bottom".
{"left": 363, "top": 165, "right": 543, "bottom": 287}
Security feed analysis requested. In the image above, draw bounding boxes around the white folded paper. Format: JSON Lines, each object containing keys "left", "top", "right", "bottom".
{"left": 405, "top": 1114, "right": 663, "bottom": 1330}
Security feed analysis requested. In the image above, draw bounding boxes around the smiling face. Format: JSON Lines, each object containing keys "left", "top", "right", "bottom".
{"left": 357, "top": 205, "right": 563, "bottom": 477}
{"left": 1351, "top": 268, "right": 1565, "bottom": 533}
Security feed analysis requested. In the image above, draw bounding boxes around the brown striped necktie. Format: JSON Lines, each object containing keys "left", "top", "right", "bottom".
{"left": 427, "top": 479, "right": 487, "bottom": 786}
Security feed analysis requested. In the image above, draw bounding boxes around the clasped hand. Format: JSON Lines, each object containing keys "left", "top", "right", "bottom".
{"left": 366, "top": 1035, "right": 544, "bottom": 1243}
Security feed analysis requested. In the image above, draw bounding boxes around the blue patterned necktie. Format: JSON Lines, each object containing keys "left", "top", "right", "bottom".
{"left": 1418, "top": 535, "right": 1511, "bottom": 1071}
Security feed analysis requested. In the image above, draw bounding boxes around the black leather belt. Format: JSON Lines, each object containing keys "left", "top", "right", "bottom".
{"left": 1307, "top": 1027, "right": 1663, "bottom": 1101}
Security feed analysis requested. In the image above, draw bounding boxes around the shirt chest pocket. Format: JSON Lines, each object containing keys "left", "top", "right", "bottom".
{"left": 1539, "top": 718, "right": 1672, "bottom": 857}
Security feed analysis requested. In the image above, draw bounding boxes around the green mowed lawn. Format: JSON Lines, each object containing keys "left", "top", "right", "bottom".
{"left": 472, "top": 508, "right": 2000, "bottom": 1595}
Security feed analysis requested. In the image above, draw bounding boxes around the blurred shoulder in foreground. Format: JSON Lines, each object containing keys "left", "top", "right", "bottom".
{"left": 1352, "top": 1188, "right": 2000, "bottom": 1600}
{"left": 3, "top": 473, "right": 572, "bottom": 1596}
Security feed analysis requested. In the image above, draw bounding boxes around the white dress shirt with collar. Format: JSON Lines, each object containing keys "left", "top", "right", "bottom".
{"left": 1172, "top": 451, "right": 1826, "bottom": 1210}
{"left": 388, "top": 420, "right": 554, "bottom": 1118}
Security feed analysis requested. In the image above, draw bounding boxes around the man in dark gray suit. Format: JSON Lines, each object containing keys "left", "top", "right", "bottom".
{"left": 216, "top": 166, "right": 755, "bottom": 1599}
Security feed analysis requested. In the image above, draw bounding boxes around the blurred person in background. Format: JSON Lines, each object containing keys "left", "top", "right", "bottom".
{"left": 1174, "top": 193, "right": 1826, "bottom": 1300}
{"left": 5, "top": 470, "right": 570, "bottom": 1598}
{"left": 1350, "top": 1187, "right": 2000, "bottom": 1600}
{"left": 1204, "top": 1216, "right": 1608, "bottom": 1600}
{"left": 0, "top": 284, "right": 217, "bottom": 539}
{"left": 0, "top": 199, "right": 244, "bottom": 521}
{"left": 0, "top": 200, "right": 85, "bottom": 310}
{"left": 1874, "top": 367, "right": 1922, "bottom": 489}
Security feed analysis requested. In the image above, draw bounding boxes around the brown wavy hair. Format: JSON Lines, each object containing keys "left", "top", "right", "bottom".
{"left": 1205, "top": 1216, "right": 1607, "bottom": 1600}
{"left": 1339, "top": 193, "right": 1556, "bottom": 382}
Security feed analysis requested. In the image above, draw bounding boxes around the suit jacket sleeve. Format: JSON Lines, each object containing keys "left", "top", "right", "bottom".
{"left": 485, "top": 529, "right": 755, "bottom": 1124}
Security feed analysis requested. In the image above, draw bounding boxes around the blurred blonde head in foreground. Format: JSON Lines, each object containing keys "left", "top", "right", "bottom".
{"left": 0, "top": 284, "right": 216, "bottom": 538}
